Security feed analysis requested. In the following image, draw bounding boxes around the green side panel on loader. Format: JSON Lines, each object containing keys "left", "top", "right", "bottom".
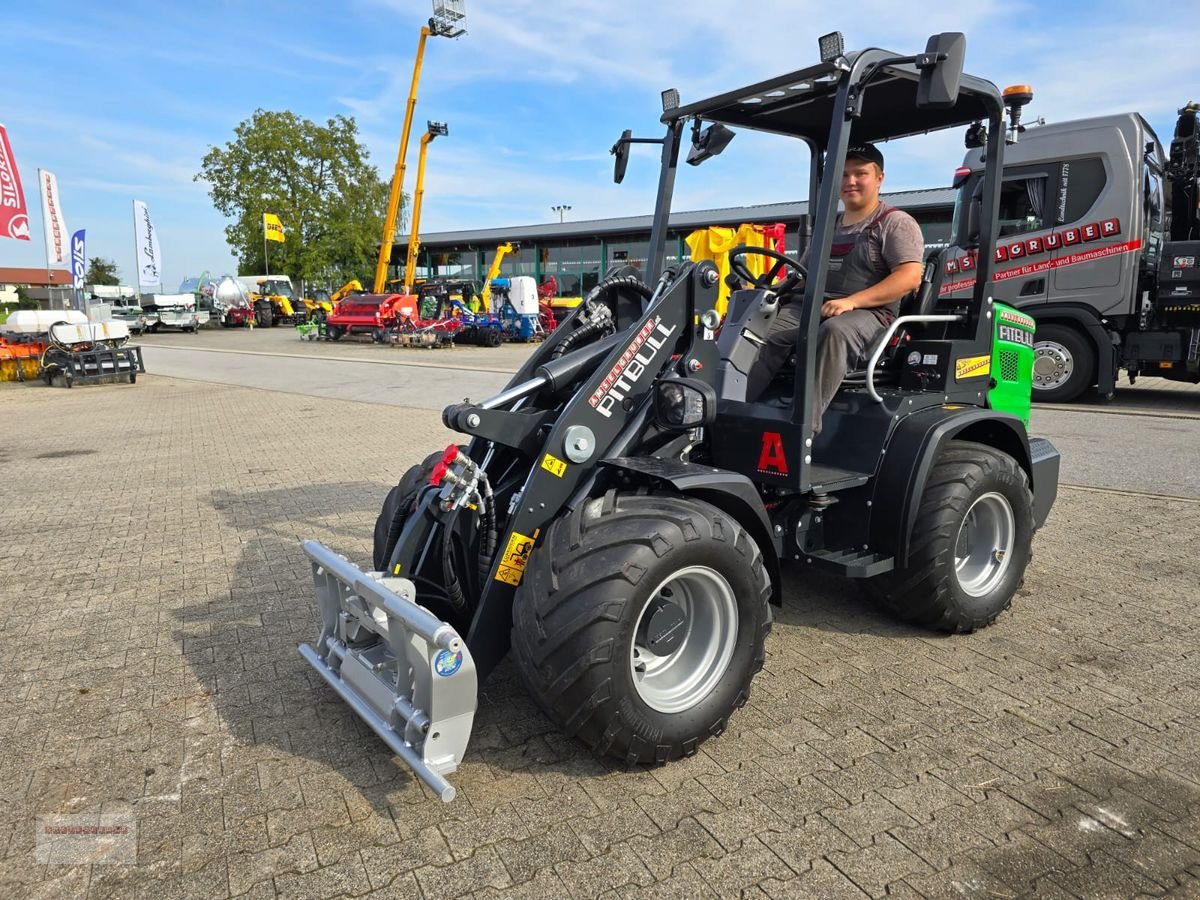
{"left": 988, "top": 303, "right": 1036, "bottom": 426}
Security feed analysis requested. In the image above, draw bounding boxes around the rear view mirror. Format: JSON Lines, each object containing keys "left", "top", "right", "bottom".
{"left": 612, "top": 129, "right": 632, "bottom": 184}
{"left": 916, "top": 32, "right": 965, "bottom": 109}
{"left": 966, "top": 179, "right": 984, "bottom": 247}
{"left": 686, "top": 122, "right": 735, "bottom": 166}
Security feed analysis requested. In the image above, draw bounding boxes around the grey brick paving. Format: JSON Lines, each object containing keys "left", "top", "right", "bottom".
{"left": 2, "top": 376, "right": 1200, "bottom": 898}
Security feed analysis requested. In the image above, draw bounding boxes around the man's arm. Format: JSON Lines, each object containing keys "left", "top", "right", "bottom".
{"left": 821, "top": 262, "right": 923, "bottom": 317}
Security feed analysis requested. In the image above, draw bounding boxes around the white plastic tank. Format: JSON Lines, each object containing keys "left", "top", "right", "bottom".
{"left": 49, "top": 320, "right": 131, "bottom": 344}
{"left": 507, "top": 276, "right": 540, "bottom": 315}
{"left": 2, "top": 309, "right": 88, "bottom": 334}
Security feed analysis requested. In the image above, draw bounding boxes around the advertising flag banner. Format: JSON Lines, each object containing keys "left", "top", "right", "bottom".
{"left": 39, "top": 169, "right": 70, "bottom": 264}
{"left": 133, "top": 199, "right": 162, "bottom": 290}
{"left": 72, "top": 229, "right": 86, "bottom": 290}
{"left": 263, "top": 212, "right": 285, "bottom": 243}
{"left": 0, "top": 124, "right": 30, "bottom": 241}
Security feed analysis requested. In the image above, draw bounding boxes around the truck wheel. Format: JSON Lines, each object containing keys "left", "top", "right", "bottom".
{"left": 1032, "top": 324, "right": 1094, "bottom": 402}
{"left": 866, "top": 441, "right": 1033, "bottom": 633}
{"left": 326, "top": 325, "right": 344, "bottom": 341}
{"left": 485, "top": 328, "right": 502, "bottom": 347}
{"left": 512, "top": 491, "right": 771, "bottom": 764}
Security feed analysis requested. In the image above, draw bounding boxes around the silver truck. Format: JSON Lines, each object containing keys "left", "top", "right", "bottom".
{"left": 946, "top": 100, "right": 1199, "bottom": 400}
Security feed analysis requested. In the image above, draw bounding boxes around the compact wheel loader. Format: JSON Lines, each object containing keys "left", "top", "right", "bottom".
{"left": 298, "top": 31, "right": 1061, "bottom": 801}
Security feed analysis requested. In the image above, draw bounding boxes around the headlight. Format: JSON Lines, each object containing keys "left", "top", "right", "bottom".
{"left": 654, "top": 378, "right": 716, "bottom": 430}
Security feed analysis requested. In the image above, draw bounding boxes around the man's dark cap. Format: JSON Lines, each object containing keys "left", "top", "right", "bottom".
{"left": 845, "top": 142, "right": 884, "bottom": 170}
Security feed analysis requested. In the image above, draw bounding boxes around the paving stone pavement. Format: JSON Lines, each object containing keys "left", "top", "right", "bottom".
{"left": 2, "top": 376, "right": 1199, "bottom": 899}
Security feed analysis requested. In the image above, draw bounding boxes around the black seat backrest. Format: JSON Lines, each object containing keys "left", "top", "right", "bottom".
{"left": 896, "top": 246, "right": 951, "bottom": 319}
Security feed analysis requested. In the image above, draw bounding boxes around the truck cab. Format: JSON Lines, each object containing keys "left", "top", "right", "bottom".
{"left": 946, "top": 107, "right": 1195, "bottom": 400}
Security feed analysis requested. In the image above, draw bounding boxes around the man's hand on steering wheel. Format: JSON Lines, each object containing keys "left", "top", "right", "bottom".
{"left": 727, "top": 245, "right": 807, "bottom": 295}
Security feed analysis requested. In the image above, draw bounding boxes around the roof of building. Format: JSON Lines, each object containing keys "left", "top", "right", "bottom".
{"left": 0, "top": 267, "right": 73, "bottom": 287}
{"left": 406, "top": 187, "right": 956, "bottom": 249}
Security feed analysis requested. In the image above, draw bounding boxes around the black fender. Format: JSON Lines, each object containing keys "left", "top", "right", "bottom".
{"left": 1022, "top": 303, "right": 1119, "bottom": 396}
{"left": 870, "top": 407, "right": 1058, "bottom": 567}
{"left": 599, "top": 456, "right": 782, "bottom": 606}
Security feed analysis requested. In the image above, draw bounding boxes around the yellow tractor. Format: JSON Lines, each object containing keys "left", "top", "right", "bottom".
{"left": 247, "top": 277, "right": 300, "bottom": 326}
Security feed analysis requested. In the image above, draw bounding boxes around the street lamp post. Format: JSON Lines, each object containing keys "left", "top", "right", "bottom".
{"left": 551, "top": 205, "right": 572, "bottom": 223}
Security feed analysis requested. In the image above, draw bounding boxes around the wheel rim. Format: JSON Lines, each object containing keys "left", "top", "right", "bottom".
{"left": 953, "top": 492, "right": 1016, "bottom": 597}
{"left": 1033, "top": 340, "right": 1073, "bottom": 390}
{"left": 630, "top": 566, "right": 738, "bottom": 714}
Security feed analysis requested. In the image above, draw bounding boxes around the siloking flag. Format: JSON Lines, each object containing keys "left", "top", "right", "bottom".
{"left": 263, "top": 212, "right": 285, "bottom": 243}
{"left": 72, "top": 229, "right": 86, "bottom": 290}
{"left": 133, "top": 199, "right": 163, "bottom": 290}
{"left": 0, "top": 124, "right": 30, "bottom": 241}
{"left": 39, "top": 169, "right": 70, "bottom": 264}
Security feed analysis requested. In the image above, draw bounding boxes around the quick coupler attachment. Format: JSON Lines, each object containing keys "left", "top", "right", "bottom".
{"left": 298, "top": 539, "right": 477, "bottom": 802}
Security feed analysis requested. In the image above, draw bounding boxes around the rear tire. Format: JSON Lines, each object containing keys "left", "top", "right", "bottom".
{"left": 326, "top": 325, "right": 344, "bottom": 341}
{"left": 511, "top": 491, "right": 771, "bottom": 765}
{"left": 1032, "top": 323, "right": 1094, "bottom": 402}
{"left": 866, "top": 441, "right": 1033, "bottom": 632}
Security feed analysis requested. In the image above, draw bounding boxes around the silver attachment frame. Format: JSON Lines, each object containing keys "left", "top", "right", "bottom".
{"left": 298, "top": 540, "right": 477, "bottom": 802}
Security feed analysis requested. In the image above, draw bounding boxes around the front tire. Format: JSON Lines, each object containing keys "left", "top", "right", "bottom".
{"left": 866, "top": 441, "right": 1033, "bottom": 633}
{"left": 1032, "top": 323, "right": 1095, "bottom": 402}
{"left": 511, "top": 491, "right": 771, "bottom": 764}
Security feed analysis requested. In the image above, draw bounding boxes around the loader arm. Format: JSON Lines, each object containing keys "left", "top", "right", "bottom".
{"left": 440, "top": 261, "right": 722, "bottom": 677}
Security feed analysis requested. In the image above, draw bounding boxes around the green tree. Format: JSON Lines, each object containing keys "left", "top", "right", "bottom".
{"left": 15, "top": 285, "right": 38, "bottom": 310}
{"left": 195, "top": 110, "right": 399, "bottom": 287}
{"left": 85, "top": 257, "right": 121, "bottom": 286}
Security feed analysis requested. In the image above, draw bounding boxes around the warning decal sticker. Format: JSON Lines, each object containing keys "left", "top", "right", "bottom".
{"left": 955, "top": 355, "right": 991, "bottom": 380}
{"left": 494, "top": 530, "right": 538, "bottom": 586}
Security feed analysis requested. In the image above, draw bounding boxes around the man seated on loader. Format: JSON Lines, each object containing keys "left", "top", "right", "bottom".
{"left": 745, "top": 142, "right": 926, "bottom": 430}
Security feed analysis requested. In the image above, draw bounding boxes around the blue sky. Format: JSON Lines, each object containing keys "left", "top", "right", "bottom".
{"left": 2, "top": 0, "right": 1196, "bottom": 289}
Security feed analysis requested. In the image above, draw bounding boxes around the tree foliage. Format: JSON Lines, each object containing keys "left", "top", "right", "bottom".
{"left": 15, "top": 285, "right": 38, "bottom": 310}
{"left": 85, "top": 257, "right": 120, "bottom": 286}
{"left": 196, "top": 110, "right": 399, "bottom": 287}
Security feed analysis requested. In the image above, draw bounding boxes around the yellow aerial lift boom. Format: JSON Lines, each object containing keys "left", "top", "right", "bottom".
{"left": 479, "top": 242, "right": 519, "bottom": 311}
{"left": 402, "top": 121, "right": 449, "bottom": 294}
{"left": 372, "top": 2, "right": 467, "bottom": 294}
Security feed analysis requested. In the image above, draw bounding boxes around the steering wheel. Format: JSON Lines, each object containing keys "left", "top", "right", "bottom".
{"left": 727, "top": 245, "right": 807, "bottom": 295}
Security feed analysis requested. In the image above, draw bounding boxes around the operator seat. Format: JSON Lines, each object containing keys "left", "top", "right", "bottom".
{"left": 842, "top": 245, "right": 951, "bottom": 386}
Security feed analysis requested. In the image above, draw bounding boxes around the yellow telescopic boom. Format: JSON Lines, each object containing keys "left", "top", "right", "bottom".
{"left": 372, "top": 5, "right": 466, "bottom": 294}
{"left": 402, "top": 122, "right": 447, "bottom": 294}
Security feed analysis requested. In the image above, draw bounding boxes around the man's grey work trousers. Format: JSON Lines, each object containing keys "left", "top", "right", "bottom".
{"left": 744, "top": 306, "right": 886, "bottom": 430}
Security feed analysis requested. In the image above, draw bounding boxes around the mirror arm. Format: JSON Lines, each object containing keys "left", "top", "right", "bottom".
{"left": 611, "top": 136, "right": 665, "bottom": 151}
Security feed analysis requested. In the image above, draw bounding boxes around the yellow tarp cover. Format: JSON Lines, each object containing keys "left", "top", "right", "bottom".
{"left": 685, "top": 223, "right": 772, "bottom": 316}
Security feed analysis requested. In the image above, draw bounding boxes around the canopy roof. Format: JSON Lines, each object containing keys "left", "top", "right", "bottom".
{"left": 666, "top": 51, "right": 1001, "bottom": 146}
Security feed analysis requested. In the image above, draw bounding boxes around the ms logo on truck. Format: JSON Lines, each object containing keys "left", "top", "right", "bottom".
{"left": 589, "top": 317, "right": 678, "bottom": 417}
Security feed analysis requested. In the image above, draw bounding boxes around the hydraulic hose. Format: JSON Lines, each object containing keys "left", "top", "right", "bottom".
{"left": 550, "top": 274, "right": 653, "bottom": 359}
